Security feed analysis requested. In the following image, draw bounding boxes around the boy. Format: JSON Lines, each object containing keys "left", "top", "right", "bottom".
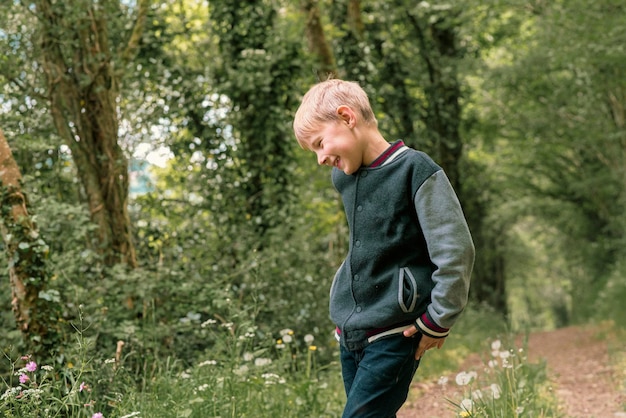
{"left": 293, "top": 79, "right": 474, "bottom": 417}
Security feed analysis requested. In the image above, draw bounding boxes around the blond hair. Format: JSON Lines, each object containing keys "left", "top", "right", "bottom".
{"left": 293, "top": 79, "right": 377, "bottom": 146}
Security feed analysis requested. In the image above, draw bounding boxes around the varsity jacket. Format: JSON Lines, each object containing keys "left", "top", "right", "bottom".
{"left": 330, "top": 141, "right": 475, "bottom": 351}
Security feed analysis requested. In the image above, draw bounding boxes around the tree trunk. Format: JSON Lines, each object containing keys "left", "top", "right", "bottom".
{"left": 301, "top": 0, "right": 337, "bottom": 78}
{"left": 0, "top": 128, "right": 62, "bottom": 359}
{"left": 33, "top": 0, "right": 148, "bottom": 268}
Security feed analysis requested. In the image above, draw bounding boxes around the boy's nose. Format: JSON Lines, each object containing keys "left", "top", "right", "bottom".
{"left": 317, "top": 153, "right": 327, "bottom": 166}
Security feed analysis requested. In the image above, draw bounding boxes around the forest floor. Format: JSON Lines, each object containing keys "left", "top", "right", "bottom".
{"left": 398, "top": 325, "right": 626, "bottom": 418}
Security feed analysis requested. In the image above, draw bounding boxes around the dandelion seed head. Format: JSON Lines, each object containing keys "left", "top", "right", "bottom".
{"left": 282, "top": 334, "right": 293, "bottom": 343}
{"left": 460, "top": 398, "right": 473, "bottom": 412}
{"left": 490, "top": 383, "right": 501, "bottom": 399}
{"left": 437, "top": 376, "right": 449, "bottom": 386}
{"left": 491, "top": 340, "right": 501, "bottom": 351}
{"left": 304, "top": 334, "right": 315, "bottom": 344}
{"left": 455, "top": 371, "right": 476, "bottom": 386}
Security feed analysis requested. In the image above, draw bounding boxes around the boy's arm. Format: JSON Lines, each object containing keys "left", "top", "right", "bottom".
{"left": 408, "top": 170, "right": 475, "bottom": 339}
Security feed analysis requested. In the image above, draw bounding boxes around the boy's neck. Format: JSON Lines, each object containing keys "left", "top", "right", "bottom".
{"left": 361, "top": 130, "right": 390, "bottom": 166}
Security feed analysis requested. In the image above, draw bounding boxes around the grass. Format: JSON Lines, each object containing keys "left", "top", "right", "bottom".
{"left": 0, "top": 305, "right": 576, "bottom": 418}
{"left": 446, "top": 337, "right": 561, "bottom": 418}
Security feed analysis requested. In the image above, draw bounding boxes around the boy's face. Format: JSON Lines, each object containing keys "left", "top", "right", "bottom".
{"left": 304, "top": 119, "right": 363, "bottom": 175}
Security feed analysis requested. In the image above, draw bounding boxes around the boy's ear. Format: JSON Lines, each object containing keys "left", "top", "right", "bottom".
{"left": 336, "top": 105, "right": 356, "bottom": 127}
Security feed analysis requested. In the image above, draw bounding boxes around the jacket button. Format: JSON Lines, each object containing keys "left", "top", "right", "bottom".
{"left": 356, "top": 306, "right": 362, "bottom": 313}
{"left": 354, "top": 274, "right": 360, "bottom": 281}
{"left": 355, "top": 240, "right": 361, "bottom": 247}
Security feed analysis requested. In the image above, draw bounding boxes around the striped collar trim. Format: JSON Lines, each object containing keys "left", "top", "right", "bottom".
{"left": 368, "top": 140, "right": 408, "bottom": 168}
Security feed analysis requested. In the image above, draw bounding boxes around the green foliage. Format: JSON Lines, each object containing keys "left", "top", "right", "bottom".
{"left": 416, "top": 303, "right": 508, "bottom": 379}
{"left": 1, "top": 305, "right": 345, "bottom": 418}
{"left": 1, "top": 2, "right": 625, "bottom": 416}
{"left": 448, "top": 336, "right": 561, "bottom": 417}
{"left": 1, "top": 310, "right": 133, "bottom": 418}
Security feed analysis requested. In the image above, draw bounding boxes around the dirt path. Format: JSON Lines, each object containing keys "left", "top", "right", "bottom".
{"left": 398, "top": 325, "right": 625, "bottom": 417}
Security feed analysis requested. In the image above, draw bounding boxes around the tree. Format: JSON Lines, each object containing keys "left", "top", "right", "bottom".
{"left": 211, "top": 0, "right": 302, "bottom": 239}
{"left": 0, "top": 128, "right": 61, "bottom": 359}
{"left": 6, "top": 0, "right": 151, "bottom": 268}
{"left": 477, "top": 0, "right": 626, "bottom": 322}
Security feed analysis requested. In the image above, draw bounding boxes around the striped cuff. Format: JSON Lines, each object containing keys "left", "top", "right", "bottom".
{"left": 415, "top": 313, "right": 450, "bottom": 339}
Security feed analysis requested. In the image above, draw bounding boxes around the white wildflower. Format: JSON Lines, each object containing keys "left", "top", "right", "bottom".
{"left": 254, "top": 358, "right": 272, "bottom": 367}
{"left": 262, "top": 373, "right": 285, "bottom": 385}
{"left": 234, "top": 365, "right": 249, "bottom": 376}
{"left": 201, "top": 319, "right": 217, "bottom": 328}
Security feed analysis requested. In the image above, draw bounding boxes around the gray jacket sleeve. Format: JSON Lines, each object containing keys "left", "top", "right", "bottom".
{"left": 414, "top": 170, "right": 475, "bottom": 329}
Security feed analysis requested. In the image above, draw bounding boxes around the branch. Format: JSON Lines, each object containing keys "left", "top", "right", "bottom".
{"left": 120, "top": 0, "right": 150, "bottom": 67}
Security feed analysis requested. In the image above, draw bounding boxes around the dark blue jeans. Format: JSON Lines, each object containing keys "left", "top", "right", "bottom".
{"left": 340, "top": 333, "right": 422, "bottom": 418}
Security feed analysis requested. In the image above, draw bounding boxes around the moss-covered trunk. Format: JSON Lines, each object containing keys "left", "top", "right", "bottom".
{"left": 0, "top": 128, "right": 62, "bottom": 359}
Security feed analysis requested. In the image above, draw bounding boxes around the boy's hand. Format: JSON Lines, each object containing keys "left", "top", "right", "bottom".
{"left": 403, "top": 326, "right": 446, "bottom": 360}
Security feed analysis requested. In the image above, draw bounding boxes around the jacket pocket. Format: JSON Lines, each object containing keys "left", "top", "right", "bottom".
{"left": 398, "top": 267, "right": 419, "bottom": 313}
